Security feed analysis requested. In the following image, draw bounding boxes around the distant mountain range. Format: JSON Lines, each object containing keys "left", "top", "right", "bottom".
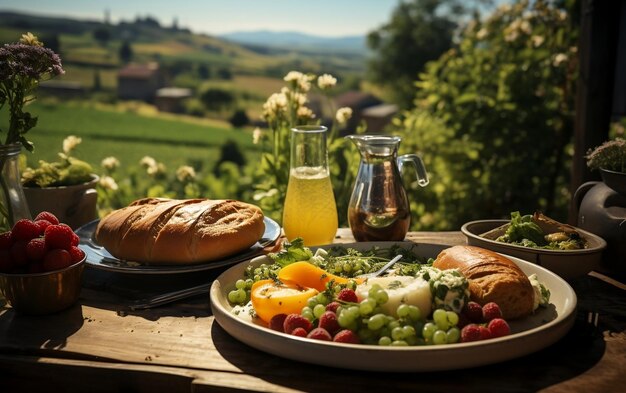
{"left": 220, "top": 30, "right": 367, "bottom": 54}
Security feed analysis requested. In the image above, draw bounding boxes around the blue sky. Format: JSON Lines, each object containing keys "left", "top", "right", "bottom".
{"left": 0, "top": 0, "right": 400, "bottom": 37}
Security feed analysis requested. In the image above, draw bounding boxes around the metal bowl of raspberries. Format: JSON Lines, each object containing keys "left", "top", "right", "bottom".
{"left": 0, "top": 212, "right": 86, "bottom": 315}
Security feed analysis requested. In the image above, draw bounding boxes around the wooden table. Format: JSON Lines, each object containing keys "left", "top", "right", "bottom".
{"left": 1, "top": 229, "right": 625, "bottom": 392}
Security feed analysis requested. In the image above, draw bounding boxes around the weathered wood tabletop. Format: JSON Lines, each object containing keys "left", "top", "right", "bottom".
{"left": 1, "top": 229, "right": 625, "bottom": 393}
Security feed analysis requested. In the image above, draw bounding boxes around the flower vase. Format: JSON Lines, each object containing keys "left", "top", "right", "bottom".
{"left": 0, "top": 143, "right": 32, "bottom": 230}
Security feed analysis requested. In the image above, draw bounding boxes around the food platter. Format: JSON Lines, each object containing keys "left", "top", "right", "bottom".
{"left": 210, "top": 242, "right": 577, "bottom": 372}
{"left": 76, "top": 217, "right": 281, "bottom": 274}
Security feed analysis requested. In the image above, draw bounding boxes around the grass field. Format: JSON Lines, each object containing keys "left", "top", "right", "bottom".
{"left": 19, "top": 100, "right": 261, "bottom": 176}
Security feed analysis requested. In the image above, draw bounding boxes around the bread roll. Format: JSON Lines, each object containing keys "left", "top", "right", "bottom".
{"left": 433, "top": 245, "right": 534, "bottom": 319}
{"left": 95, "top": 198, "right": 265, "bottom": 264}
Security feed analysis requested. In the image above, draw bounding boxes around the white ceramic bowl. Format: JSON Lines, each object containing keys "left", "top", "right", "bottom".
{"left": 461, "top": 220, "right": 607, "bottom": 280}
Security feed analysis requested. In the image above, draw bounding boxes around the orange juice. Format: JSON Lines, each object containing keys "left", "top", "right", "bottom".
{"left": 282, "top": 166, "right": 338, "bottom": 246}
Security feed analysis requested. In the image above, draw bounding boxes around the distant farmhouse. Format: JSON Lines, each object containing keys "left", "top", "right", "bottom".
{"left": 117, "top": 62, "right": 164, "bottom": 102}
{"left": 155, "top": 87, "right": 192, "bottom": 113}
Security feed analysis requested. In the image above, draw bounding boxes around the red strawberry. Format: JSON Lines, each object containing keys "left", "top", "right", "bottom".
{"left": 10, "top": 241, "right": 29, "bottom": 267}
{"left": 325, "top": 301, "right": 341, "bottom": 314}
{"left": 44, "top": 224, "right": 74, "bottom": 250}
{"left": 290, "top": 327, "right": 308, "bottom": 337}
{"left": 307, "top": 327, "right": 332, "bottom": 341}
{"left": 487, "top": 318, "right": 511, "bottom": 338}
{"left": 336, "top": 288, "right": 358, "bottom": 303}
{"left": 0, "top": 231, "right": 13, "bottom": 250}
{"left": 269, "top": 313, "right": 288, "bottom": 332}
{"left": 35, "top": 211, "right": 59, "bottom": 225}
{"left": 0, "top": 250, "right": 14, "bottom": 272}
{"left": 333, "top": 329, "right": 360, "bottom": 344}
{"left": 71, "top": 232, "right": 80, "bottom": 247}
{"left": 12, "top": 219, "right": 40, "bottom": 241}
{"left": 283, "top": 314, "right": 313, "bottom": 334}
{"left": 482, "top": 302, "right": 503, "bottom": 322}
{"left": 34, "top": 219, "right": 52, "bottom": 235}
{"left": 42, "top": 249, "right": 73, "bottom": 272}
{"left": 68, "top": 246, "right": 85, "bottom": 263}
{"left": 26, "top": 238, "right": 47, "bottom": 261}
{"left": 463, "top": 301, "right": 484, "bottom": 323}
{"left": 460, "top": 324, "right": 482, "bottom": 343}
{"left": 318, "top": 311, "right": 341, "bottom": 335}
{"left": 479, "top": 325, "right": 492, "bottom": 340}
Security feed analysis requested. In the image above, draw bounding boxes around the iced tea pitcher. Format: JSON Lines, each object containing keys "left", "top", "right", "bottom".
{"left": 346, "top": 135, "right": 428, "bottom": 241}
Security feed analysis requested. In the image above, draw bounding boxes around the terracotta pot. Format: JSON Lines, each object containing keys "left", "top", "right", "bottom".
{"left": 23, "top": 174, "right": 99, "bottom": 229}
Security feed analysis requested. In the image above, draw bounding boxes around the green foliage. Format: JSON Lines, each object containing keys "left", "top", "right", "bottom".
{"left": 229, "top": 109, "right": 249, "bottom": 128}
{"left": 585, "top": 138, "right": 626, "bottom": 173}
{"left": 395, "top": 0, "right": 578, "bottom": 230}
{"left": 119, "top": 40, "right": 133, "bottom": 63}
{"left": 200, "top": 88, "right": 235, "bottom": 111}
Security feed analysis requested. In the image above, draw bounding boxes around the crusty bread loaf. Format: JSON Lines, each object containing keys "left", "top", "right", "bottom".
{"left": 433, "top": 245, "right": 534, "bottom": 319}
{"left": 95, "top": 198, "right": 265, "bottom": 264}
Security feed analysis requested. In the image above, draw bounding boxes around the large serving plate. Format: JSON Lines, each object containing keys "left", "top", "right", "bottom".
{"left": 210, "top": 242, "right": 577, "bottom": 372}
{"left": 76, "top": 217, "right": 281, "bottom": 274}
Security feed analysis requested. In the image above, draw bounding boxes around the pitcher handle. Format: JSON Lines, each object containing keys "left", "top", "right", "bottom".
{"left": 397, "top": 154, "right": 429, "bottom": 187}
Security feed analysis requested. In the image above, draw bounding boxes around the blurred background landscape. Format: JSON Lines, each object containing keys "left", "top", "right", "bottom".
{"left": 2, "top": 0, "right": 620, "bottom": 230}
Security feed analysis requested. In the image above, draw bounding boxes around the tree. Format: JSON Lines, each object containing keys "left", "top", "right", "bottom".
{"left": 213, "top": 139, "right": 246, "bottom": 176}
{"left": 366, "top": 0, "right": 466, "bottom": 109}
{"left": 229, "top": 109, "right": 249, "bottom": 128}
{"left": 93, "top": 69, "right": 101, "bottom": 91}
{"left": 93, "top": 27, "right": 111, "bottom": 46}
{"left": 119, "top": 40, "right": 133, "bottom": 63}
{"left": 197, "top": 64, "right": 211, "bottom": 80}
{"left": 217, "top": 67, "right": 233, "bottom": 80}
{"left": 200, "top": 88, "right": 235, "bottom": 111}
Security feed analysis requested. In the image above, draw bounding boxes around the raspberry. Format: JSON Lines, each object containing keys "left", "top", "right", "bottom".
{"left": 0, "top": 231, "right": 13, "bottom": 250}
{"left": 269, "top": 313, "right": 288, "bottom": 332}
{"left": 71, "top": 232, "right": 80, "bottom": 247}
{"left": 42, "top": 249, "right": 73, "bottom": 272}
{"left": 318, "top": 311, "right": 340, "bottom": 335}
{"left": 325, "top": 301, "right": 341, "bottom": 314}
{"left": 487, "top": 318, "right": 511, "bottom": 338}
{"left": 479, "top": 325, "right": 492, "bottom": 340}
{"left": 333, "top": 329, "right": 360, "bottom": 344}
{"left": 44, "top": 224, "right": 75, "bottom": 250}
{"left": 10, "top": 241, "right": 29, "bottom": 267}
{"left": 68, "top": 246, "right": 85, "bottom": 263}
{"left": 34, "top": 220, "right": 52, "bottom": 235}
{"left": 290, "top": 327, "right": 308, "bottom": 337}
{"left": 463, "top": 301, "right": 484, "bottom": 323}
{"left": 12, "top": 219, "right": 40, "bottom": 241}
{"left": 283, "top": 314, "right": 313, "bottom": 334}
{"left": 307, "top": 327, "right": 332, "bottom": 341}
{"left": 336, "top": 288, "right": 358, "bottom": 303}
{"left": 26, "top": 238, "right": 47, "bottom": 261}
{"left": 35, "top": 211, "right": 59, "bottom": 225}
{"left": 460, "top": 324, "right": 482, "bottom": 343}
{"left": 482, "top": 302, "right": 503, "bottom": 322}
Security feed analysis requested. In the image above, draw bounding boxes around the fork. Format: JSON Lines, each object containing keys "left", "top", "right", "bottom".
{"left": 356, "top": 254, "right": 403, "bottom": 279}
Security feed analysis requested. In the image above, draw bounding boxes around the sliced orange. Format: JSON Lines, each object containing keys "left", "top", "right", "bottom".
{"left": 250, "top": 279, "right": 319, "bottom": 323}
{"left": 277, "top": 261, "right": 361, "bottom": 292}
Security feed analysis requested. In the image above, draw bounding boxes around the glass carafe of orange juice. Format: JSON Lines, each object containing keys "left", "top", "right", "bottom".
{"left": 282, "top": 125, "right": 338, "bottom": 246}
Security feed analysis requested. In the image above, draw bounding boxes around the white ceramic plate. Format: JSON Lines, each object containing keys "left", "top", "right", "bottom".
{"left": 76, "top": 217, "right": 281, "bottom": 274}
{"left": 210, "top": 242, "right": 577, "bottom": 372}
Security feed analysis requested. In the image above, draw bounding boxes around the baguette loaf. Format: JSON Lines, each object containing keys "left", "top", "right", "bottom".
{"left": 95, "top": 198, "right": 265, "bottom": 264}
{"left": 433, "top": 245, "right": 534, "bottom": 319}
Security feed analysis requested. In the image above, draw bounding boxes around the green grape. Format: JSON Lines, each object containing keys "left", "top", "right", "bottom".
{"left": 388, "top": 320, "right": 401, "bottom": 331}
{"left": 302, "top": 309, "right": 314, "bottom": 322}
{"left": 358, "top": 328, "right": 377, "bottom": 342}
{"left": 446, "top": 327, "right": 461, "bottom": 343}
{"left": 368, "top": 284, "right": 383, "bottom": 298}
{"left": 347, "top": 280, "right": 358, "bottom": 290}
{"left": 316, "top": 292, "right": 330, "bottom": 305}
{"left": 359, "top": 299, "right": 376, "bottom": 316}
{"left": 397, "top": 304, "right": 410, "bottom": 318}
{"left": 379, "top": 327, "right": 391, "bottom": 338}
{"left": 374, "top": 289, "right": 389, "bottom": 305}
{"left": 338, "top": 311, "right": 354, "bottom": 328}
{"left": 391, "top": 327, "right": 405, "bottom": 341}
{"left": 402, "top": 325, "right": 416, "bottom": 338}
{"left": 343, "top": 263, "right": 352, "bottom": 273}
{"left": 367, "top": 314, "right": 386, "bottom": 331}
{"left": 422, "top": 322, "right": 437, "bottom": 340}
{"left": 446, "top": 311, "right": 459, "bottom": 327}
{"left": 245, "top": 278, "right": 254, "bottom": 288}
{"left": 235, "top": 279, "right": 246, "bottom": 290}
{"left": 433, "top": 309, "right": 450, "bottom": 330}
{"left": 378, "top": 336, "right": 392, "bottom": 346}
{"left": 406, "top": 335, "right": 419, "bottom": 346}
{"left": 307, "top": 297, "right": 318, "bottom": 308}
{"left": 407, "top": 305, "right": 421, "bottom": 321}
{"left": 432, "top": 330, "right": 447, "bottom": 345}
{"left": 391, "top": 340, "right": 409, "bottom": 346}
{"left": 227, "top": 290, "right": 239, "bottom": 304}
{"left": 313, "top": 304, "right": 326, "bottom": 318}
{"left": 301, "top": 306, "right": 313, "bottom": 316}
{"left": 347, "top": 306, "right": 360, "bottom": 319}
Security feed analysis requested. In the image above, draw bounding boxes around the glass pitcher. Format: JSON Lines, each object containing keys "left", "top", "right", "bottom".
{"left": 346, "top": 135, "right": 428, "bottom": 241}
{"left": 282, "top": 125, "right": 338, "bottom": 246}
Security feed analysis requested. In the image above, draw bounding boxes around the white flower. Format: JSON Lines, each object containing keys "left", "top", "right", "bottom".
{"left": 99, "top": 176, "right": 118, "bottom": 191}
{"left": 292, "top": 92, "right": 308, "bottom": 106}
{"left": 140, "top": 156, "right": 157, "bottom": 168}
{"left": 296, "top": 106, "right": 315, "bottom": 120}
{"left": 553, "top": 53, "right": 568, "bottom": 67}
{"left": 317, "top": 74, "right": 337, "bottom": 90}
{"left": 531, "top": 35, "right": 545, "bottom": 48}
{"left": 476, "top": 28, "right": 488, "bottom": 40}
{"left": 101, "top": 156, "right": 120, "bottom": 170}
{"left": 262, "top": 92, "right": 288, "bottom": 120}
{"left": 63, "top": 135, "right": 82, "bottom": 154}
{"left": 335, "top": 107, "right": 353, "bottom": 125}
{"left": 252, "top": 127, "right": 262, "bottom": 145}
{"left": 504, "top": 30, "right": 519, "bottom": 42}
{"left": 519, "top": 20, "right": 532, "bottom": 35}
{"left": 176, "top": 165, "right": 196, "bottom": 182}
{"left": 283, "top": 71, "right": 312, "bottom": 92}
{"left": 284, "top": 71, "right": 305, "bottom": 83}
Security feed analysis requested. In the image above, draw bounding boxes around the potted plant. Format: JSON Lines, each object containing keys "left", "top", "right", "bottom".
{"left": 0, "top": 32, "right": 64, "bottom": 230}
{"left": 21, "top": 136, "right": 98, "bottom": 229}
{"left": 585, "top": 137, "right": 626, "bottom": 195}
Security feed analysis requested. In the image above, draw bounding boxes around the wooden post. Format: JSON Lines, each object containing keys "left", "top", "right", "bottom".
{"left": 569, "top": 0, "right": 623, "bottom": 223}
